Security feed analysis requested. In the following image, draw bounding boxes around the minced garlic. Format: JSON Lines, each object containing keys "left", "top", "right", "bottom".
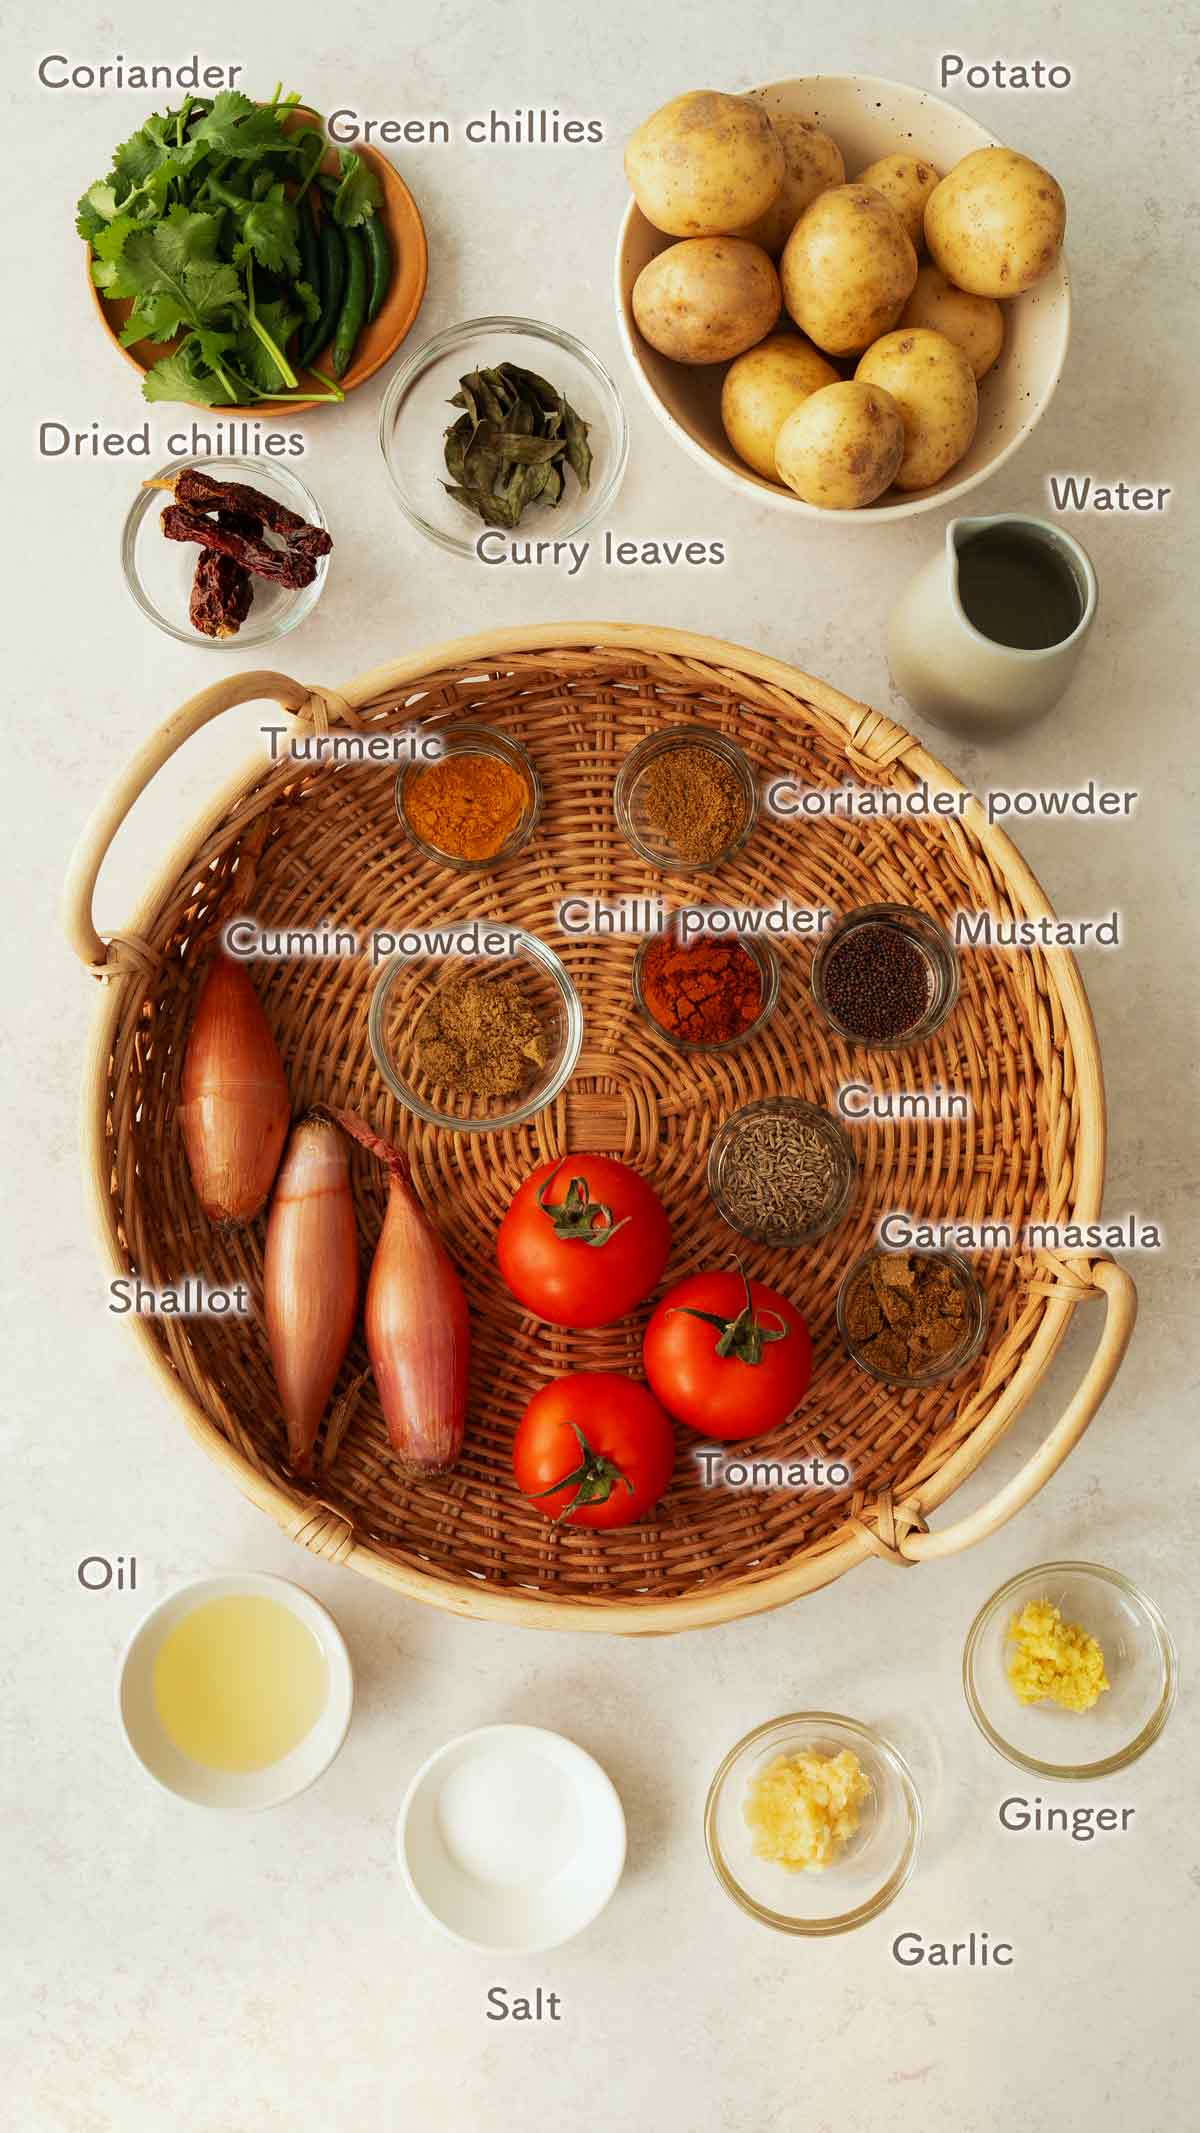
{"left": 744, "top": 1748, "right": 871, "bottom": 1872}
{"left": 1006, "top": 1598, "right": 1109, "bottom": 1712}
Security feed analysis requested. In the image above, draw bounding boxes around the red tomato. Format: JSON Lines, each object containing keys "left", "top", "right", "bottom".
{"left": 643, "top": 1271, "right": 812, "bottom": 1441}
{"left": 497, "top": 1154, "right": 671, "bottom": 1329}
{"left": 513, "top": 1371, "right": 677, "bottom": 1528}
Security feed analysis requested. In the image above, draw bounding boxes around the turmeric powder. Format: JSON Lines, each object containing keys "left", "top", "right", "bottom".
{"left": 405, "top": 750, "right": 530, "bottom": 861}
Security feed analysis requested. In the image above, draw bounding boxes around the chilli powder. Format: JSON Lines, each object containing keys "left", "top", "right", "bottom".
{"left": 639, "top": 935, "right": 762, "bottom": 1046}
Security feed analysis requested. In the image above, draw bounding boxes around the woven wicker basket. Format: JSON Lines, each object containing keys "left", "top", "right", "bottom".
{"left": 65, "top": 625, "right": 1136, "bottom": 1632}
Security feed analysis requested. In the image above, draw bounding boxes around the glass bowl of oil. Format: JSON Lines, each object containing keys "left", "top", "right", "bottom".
{"left": 117, "top": 1572, "right": 354, "bottom": 1809}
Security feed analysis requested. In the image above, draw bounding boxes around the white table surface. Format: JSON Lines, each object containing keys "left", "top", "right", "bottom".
{"left": 5, "top": 2, "right": 1197, "bottom": 2128}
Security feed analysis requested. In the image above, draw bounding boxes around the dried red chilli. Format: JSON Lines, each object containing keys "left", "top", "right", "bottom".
{"left": 215, "top": 504, "right": 264, "bottom": 542}
{"left": 190, "top": 549, "right": 253, "bottom": 638}
{"left": 188, "top": 507, "right": 259, "bottom": 637}
{"left": 168, "top": 467, "right": 332, "bottom": 552}
{"left": 289, "top": 524, "right": 336, "bottom": 561}
{"left": 161, "top": 503, "right": 318, "bottom": 586}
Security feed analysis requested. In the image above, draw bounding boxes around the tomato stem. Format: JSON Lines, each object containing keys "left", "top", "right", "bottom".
{"left": 528, "top": 1422, "right": 635, "bottom": 1523}
{"left": 674, "top": 1267, "right": 789, "bottom": 1366}
{"left": 536, "top": 1159, "right": 632, "bottom": 1248}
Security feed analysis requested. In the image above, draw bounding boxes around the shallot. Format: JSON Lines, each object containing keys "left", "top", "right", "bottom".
{"left": 265, "top": 1117, "right": 360, "bottom": 1475}
{"left": 177, "top": 953, "right": 290, "bottom": 1225}
{"left": 334, "top": 1112, "right": 470, "bottom": 1473}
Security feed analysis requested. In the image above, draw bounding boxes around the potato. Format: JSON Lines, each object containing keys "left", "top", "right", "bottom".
{"left": 774, "top": 380, "right": 905, "bottom": 509}
{"left": 900, "top": 265, "right": 1004, "bottom": 380}
{"left": 740, "top": 116, "right": 845, "bottom": 254}
{"left": 721, "top": 333, "right": 840, "bottom": 478}
{"left": 853, "top": 153, "right": 941, "bottom": 250}
{"left": 925, "top": 146, "right": 1066, "bottom": 296}
{"left": 633, "top": 237, "right": 781, "bottom": 364}
{"left": 781, "top": 185, "right": 917, "bottom": 356}
{"left": 856, "top": 328, "right": 978, "bottom": 490}
{"left": 625, "top": 91, "right": 785, "bottom": 239}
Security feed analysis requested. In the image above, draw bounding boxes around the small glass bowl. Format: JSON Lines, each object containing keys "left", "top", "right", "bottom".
{"left": 122, "top": 456, "right": 330, "bottom": 648}
{"left": 632, "top": 935, "right": 778, "bottom": 1055}
{"left": 705, "top": 1713, "right": 922, "bottom": 1937}
{"left": 368, "top": 928, "right": 582, "bottom": 1133}
{"left": 964, "top": 1563, "right": 1177, "bottom": 1780}
{"left": 613, "top": 724, "right": 758, "bottom": 874}
{"left": 811, "top": 903, "right": 960, "bottom": 1050}
{"left": 707, "top": 1097, "right": 856, "bottom": 1245}
{"left": 837, "top": 1244, "right": 988, "bottom": 1387}
{"left": 396, "top": 723, "right": 542, "bottom": 873}
{"left": 379, "top": 315, "right": 628, "bottom": 559}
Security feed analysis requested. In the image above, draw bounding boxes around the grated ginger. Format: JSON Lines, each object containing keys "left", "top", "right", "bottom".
{"left": 1006, "top": 1598, "right": 1110, "bottom": 1712}
{"left": 744, "top": 1748, "right": 871, "bottom": 1873}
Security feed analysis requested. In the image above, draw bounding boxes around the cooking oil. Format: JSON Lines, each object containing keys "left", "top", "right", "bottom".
{"left": 152, "top": 1594, "right": 328, "bottom": 1772}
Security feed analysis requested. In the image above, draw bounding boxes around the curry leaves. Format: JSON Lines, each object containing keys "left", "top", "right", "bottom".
{"left": 442, "top": 364, "right": 593, "bottom": 529}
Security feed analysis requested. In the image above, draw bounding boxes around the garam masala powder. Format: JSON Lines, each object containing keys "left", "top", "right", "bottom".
{"left": 844, "top": 1251, "right": 968, "bottom": 1376}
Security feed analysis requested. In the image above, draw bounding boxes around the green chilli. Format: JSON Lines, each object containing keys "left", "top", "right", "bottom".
{"left": 298, "top": 212, "right": 346, "bottom": 370}
{"left": 364, "top": 214, "right": 392, "bottom": 324}
{"left": 331, "top": 225, "right": 368, "bottom": 379}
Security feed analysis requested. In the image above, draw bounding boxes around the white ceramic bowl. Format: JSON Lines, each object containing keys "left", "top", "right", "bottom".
{"left": 615, "top": 75, "right": 1071, "bottom": 522}
{"left": 117, "top": 1572, "right": 354, "bottom": 1809}
{"left": 397, "top": 1724, "right": 626, "bottom": 1951}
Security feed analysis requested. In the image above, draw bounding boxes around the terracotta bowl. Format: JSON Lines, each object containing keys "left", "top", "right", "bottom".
{"left": 614, "top": 74, "right": 1071, "bottom": 522}
{"left": 88, "top": 120, "right": 428, "bottom": 416}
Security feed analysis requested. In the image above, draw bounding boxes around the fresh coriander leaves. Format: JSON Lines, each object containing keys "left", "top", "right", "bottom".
{"left": 104, "top": 215, "right": 241, "bottom": 346}
{"left": 187, "top": 91, "right": 296, "bottom": 162}
{"left": 76, "top": 182, "right": 122, "bottom": 239}
{"left": 141, "top": 349, "right": 233, "bottom": 406}
{"left": 331, "top": 149, "right": 384, "bottom": 227}
{"left": 79, "top": 90, "right": 352, "bottom": 406}
{"left": 240, "top": 185, "right": 302, "bottom": 277}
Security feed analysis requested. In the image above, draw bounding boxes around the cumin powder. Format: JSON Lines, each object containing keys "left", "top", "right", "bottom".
{"left": 414, "top": 977, "right": 549, "bottom": 1097}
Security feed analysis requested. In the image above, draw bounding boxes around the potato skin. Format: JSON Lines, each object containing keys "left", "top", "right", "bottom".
{"left": 740, "top": 116, "right": 845, "bottom": 255}
{"left": 925, "top": 147, "right": 1066, "bottom": 296}
{"left": 854, "top": 153, "right": 941, "bottom": 250}
{"left": 625, "top": 91, "right": 785, "bottom": 238}
{"left": 781, "top": 184, "right": 918, "bottom": 356}
{"left": 633, "top": 238, "right": 781, "bottom": 364}
{"left": 721, "top": 333, "right": 840, "bottom": 478}
{"left": 900, "top": 265, "right": 1004, "bottom": 380}
{"left": 856, "top": 327, "right": 978, "bottom": 490}
{"left": 774, "top": 380, "right": 905, "bottom": 509}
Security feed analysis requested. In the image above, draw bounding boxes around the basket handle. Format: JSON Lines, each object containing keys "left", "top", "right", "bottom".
{"left": 893, "top": 1258, "right": 1137, "bottom": 1563}
{"left": 63, "top": 669, "right": 310, "bottom": 970}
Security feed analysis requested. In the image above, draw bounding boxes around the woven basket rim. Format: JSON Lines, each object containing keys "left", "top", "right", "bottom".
{"left": 75, "top": 623, "right": 1112, "bottom": 1632}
